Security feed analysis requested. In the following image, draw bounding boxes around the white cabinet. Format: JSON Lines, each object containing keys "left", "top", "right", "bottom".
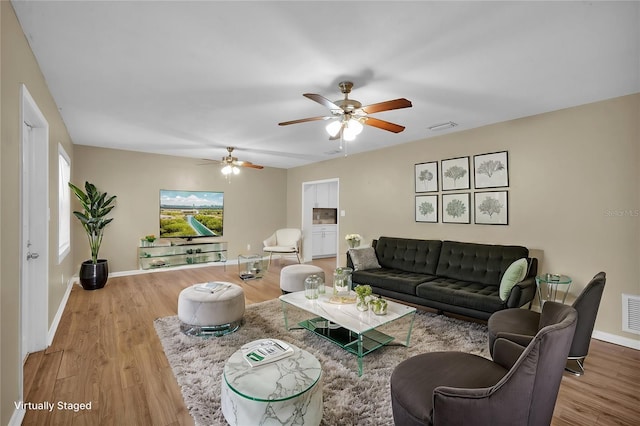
{"left": 312, "top": 225, "right": 337, "bottom": 258}
{"left": 313, "top": 182, "right": 338, "bottom": 208}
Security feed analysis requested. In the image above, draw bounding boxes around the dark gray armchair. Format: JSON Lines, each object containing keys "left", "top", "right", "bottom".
{"left": 390, "top": 302, "right": 577, "bottom": 426}
{"left": 488, "top": 271, "right": 606, "bottom": 375}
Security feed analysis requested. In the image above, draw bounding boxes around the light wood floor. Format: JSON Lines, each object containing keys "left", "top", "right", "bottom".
{"left": 23, "top": 258, "right": 639, "bottom": 425}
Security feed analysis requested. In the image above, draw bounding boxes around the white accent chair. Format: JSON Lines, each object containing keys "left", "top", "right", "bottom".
{"left": 263, "top": 228, "right": 302, "bottom": 269}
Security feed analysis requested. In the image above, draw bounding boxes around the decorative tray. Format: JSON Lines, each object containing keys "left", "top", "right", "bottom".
{"left": 328, "top": 295, "right": 357, "bottom": 304}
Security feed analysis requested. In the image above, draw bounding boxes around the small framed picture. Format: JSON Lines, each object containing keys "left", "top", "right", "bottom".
{"left": 442, "top": 193, "right": 471, "bottom": 224}
{"left": 474, "top": 191, "right": 508, "bottom": 225}
{"left": 441, "top": 156, "right": 470, "bottom": 191}
{"left": 474, "top": 151, "right": 509, "bottom": 189}
{"left": 415, "top": 162, "right": 438, "bottom": 193}
{"left": 415, "top": 195, "right": 438, "bottom": 223}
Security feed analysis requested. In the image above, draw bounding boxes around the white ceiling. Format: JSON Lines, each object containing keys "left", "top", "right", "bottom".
{"left": 11, "top": 1, "right": 640, "bottom": 169}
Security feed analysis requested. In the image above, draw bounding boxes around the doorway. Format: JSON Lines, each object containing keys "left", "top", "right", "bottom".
{"left": 20, "top": 85, "right": 50, "bottom": 367}
{"left": 301, "top": 179, "right": 339, "bottom": 265}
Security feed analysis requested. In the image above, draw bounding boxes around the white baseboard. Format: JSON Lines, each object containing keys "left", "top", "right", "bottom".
{"left": 47, "top": 277, "right": 74, "bottom": 346}
{"left": 8, "top": 407, "right": 25, "bottom": 426}
{"left": 592, "top": 330, "right": 640, "bottom": 350}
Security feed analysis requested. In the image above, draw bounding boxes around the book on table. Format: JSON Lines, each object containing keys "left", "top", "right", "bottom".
{"left": 241, "top": 339, "right": 294, "bottom": 367}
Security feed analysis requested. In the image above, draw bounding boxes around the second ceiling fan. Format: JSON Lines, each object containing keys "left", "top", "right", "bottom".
{"left": 278, "top": 81, "right": 412, "bottom": 141}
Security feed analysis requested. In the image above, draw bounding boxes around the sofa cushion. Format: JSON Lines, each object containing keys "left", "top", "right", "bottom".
{"left": 374, "top": 237, "right": 442, "bottom": 274}
{"left": 416, "top": 278, "right": 505, "bottom": 313}
{"left": 353, "top": 269, "right": 437, "bottom": 296}
{"left": 435, "top": 241, "right": 529, "bottom": 286}
{"left": 348, "top": 247, "right": 381, "bottom": 271}
{"left": 499, "top": 258, "right": 528, "bottom": 301}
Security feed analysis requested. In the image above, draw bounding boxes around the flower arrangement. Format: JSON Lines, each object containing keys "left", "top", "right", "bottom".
{"left": 354, "top": 284, "right": 372, "bottom": 311}
{"left": 345, "top": 233, "right": 362, "bottom": 248}
{"left": 354, "top": 284, "right": 372, "bottom": 298}
{"left": 145, "top": 234, "right": 156, "bottom": 243}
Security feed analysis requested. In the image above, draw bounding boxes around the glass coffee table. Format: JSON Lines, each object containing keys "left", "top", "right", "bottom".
{"left": 280, "top": 287, "right": 416, "bottom": 376}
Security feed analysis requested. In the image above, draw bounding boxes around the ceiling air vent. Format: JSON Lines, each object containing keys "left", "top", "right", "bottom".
{"left": 622, "top": 294, "right": 640, "bottom": 335}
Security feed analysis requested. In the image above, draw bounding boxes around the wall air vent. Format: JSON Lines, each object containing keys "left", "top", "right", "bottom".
{"left": 428, "top": 121, "right": 458, "bottom": 131}
{"left": 622, "top": 294, "right": 640, "bottom": 335}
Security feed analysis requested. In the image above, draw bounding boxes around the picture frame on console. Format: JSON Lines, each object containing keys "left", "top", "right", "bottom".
{"left": 473, "top": 151, "right": 509, "bottom": 189}
{"left": 441, "top": 156, "right": 470, "bottom": 191}
{"left": 414, "top": 161, "right": 438, "bottom": 193}
{"left": 415, "top": 195, "right": 438, "bottom": 223}
{"left": 442, "top": 193, "right": 471, "bottom": 224}
{"left": 474, "top": 190, "right": 508, "bottom": 225}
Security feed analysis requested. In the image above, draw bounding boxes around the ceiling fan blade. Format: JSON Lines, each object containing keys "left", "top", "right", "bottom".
{"left": 240, "top": 162, "right": 264, "bottom": 170}
{"left": 364, "top": 117, "right": 406, "bottom": 133}
{"left": 234, "top": 160, "right": 264, "bottom": 169}
{"left": 198, "top": 159, "right": 222, "bottom": 166}
{"left": 278, "top": 116, "right": 330, "bottom": 126}
{"left": 303, "top": 93, "right": 342, "bottom": 111}
{"left": 361, "top": 98, "right": 412, "bottom": 114}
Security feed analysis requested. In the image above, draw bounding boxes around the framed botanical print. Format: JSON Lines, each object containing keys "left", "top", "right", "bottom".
{"left": 415, "top": 195, "right": 438, "bottom": 223}
{"left": 474, "top": 151, "right": 509, "bottom": 189}
{"left": 441, "top": 156, "right": 470, "bottom": 191}
{"left": 442, "top": 193, "right": 471, "bottom": 224}
{"left": 474, "top": 190, "right": 508, "bottom": 225}
{"left": 415, "top": 161, "right": 438, "bottom": 193}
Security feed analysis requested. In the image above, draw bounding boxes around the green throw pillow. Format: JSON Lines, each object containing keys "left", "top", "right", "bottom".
{"left": 499, "top": 258, "right": 528, "bottom": 301}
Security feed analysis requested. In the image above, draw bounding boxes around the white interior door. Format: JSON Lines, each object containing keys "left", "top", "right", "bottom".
{"left": 20, "top": 84, "right": 49, "bottom": 365}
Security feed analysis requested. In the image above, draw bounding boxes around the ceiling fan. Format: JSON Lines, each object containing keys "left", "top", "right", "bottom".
{"left": 212, "top": 147, "right": 264, "bottom": 176}
{"left": 278, "top": 81, "right": 412, "bottom": 141}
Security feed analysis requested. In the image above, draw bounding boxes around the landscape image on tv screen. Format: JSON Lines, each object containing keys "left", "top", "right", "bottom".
{"left": 159, "top": 190, "right": 224, "bottom": 238}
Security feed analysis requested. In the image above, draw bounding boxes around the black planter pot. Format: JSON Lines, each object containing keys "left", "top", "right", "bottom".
{"left": 79, "top": 259, "right": 109, "bottom": 290}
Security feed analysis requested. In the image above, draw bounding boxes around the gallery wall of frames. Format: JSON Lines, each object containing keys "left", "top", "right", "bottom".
{"left": 414, "top": 151, "right": 509, "bottom": 225}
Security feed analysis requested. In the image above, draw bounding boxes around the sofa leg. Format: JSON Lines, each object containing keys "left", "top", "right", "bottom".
{"left": 437, "top": 310, "right": 444, "bottom": 315}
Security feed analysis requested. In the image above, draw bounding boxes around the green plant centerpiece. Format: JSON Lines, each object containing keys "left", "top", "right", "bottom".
{"left": 354, "top": 284, "right": 372, "bottom": 311}
{"left": 69, "top": 181, "right": 117, "bottom": 290}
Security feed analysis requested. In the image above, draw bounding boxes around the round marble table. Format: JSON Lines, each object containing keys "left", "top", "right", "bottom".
{"left": 221, "top": 342, "right": 323, "bottom": 425}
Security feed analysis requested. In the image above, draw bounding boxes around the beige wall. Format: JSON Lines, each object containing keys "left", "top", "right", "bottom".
{"left": 1, "top": 2, "right": 76, "bottom": 423}
{"left": 72, "top": 146, "right": 288, "bottom": 272}
{"left": 287, "top": 94, "right": 640, "bottom": 342}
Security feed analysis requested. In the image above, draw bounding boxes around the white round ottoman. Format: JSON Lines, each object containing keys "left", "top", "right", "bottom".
{"left": 178, "top": 282, "right": 245, "bottom": 337}
{"left": 280, "top": 264, "right": 325, "bottom": 293}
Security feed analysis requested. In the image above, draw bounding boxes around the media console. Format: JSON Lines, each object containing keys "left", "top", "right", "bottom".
{"left": 138, "top": 240, "right": 227, "bottom": 270}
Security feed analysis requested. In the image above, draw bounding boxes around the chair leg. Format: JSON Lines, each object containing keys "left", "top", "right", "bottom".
{"left": 267, "top": 252, "right": 273, "bottom": 270}
{"left": 295, "top": 252, "right": 301, "bottom": 264}
{"left": 565, "top": 357, "right": 585, "bottom": 376}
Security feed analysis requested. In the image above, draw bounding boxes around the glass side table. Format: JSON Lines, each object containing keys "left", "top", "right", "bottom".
{"left": 536, "top": 274, "right": 572, "bottom": 306}
{"left": 238, "top": 254, "right": 265, "bottom": 280}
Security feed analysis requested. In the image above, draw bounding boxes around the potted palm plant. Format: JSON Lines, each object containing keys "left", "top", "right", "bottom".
{"left": 69, "top": 181, "right": 117, "bottom": 290}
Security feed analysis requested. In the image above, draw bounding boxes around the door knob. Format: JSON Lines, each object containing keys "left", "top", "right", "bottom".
{"left": 27, "top": 252, "right": 40, "bottom": 260}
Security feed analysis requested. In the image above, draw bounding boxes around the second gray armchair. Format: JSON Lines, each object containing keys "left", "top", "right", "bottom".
{"left": 488, "top": 271, "right": 606, "bottom": 375}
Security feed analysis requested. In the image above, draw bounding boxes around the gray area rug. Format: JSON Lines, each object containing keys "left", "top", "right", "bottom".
{"left": 154, "top": 299, "right": 489, "bottom": 426}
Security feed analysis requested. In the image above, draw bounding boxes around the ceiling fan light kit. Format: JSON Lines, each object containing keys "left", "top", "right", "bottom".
{"left": 279, "top": 81, "right": 412, "bottom": 143}
{"left": 221, "top": 164, "right": 240, "bottom": 175}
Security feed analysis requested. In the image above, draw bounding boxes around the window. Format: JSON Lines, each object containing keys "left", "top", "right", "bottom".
{"left": 58, "top": 144, "right": 71, "bottom": 263}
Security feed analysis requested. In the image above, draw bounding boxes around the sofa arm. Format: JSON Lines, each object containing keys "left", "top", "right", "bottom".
{"left": 346, "top": 251, "right": 355, "bottom": 269}
{"left": 505, "top": 276, "right": 536, "bottom": 308}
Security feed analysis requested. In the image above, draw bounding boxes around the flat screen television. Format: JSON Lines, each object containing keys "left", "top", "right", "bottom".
{"left": 159, "top": 189, "right": 224, "bottom": 239}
